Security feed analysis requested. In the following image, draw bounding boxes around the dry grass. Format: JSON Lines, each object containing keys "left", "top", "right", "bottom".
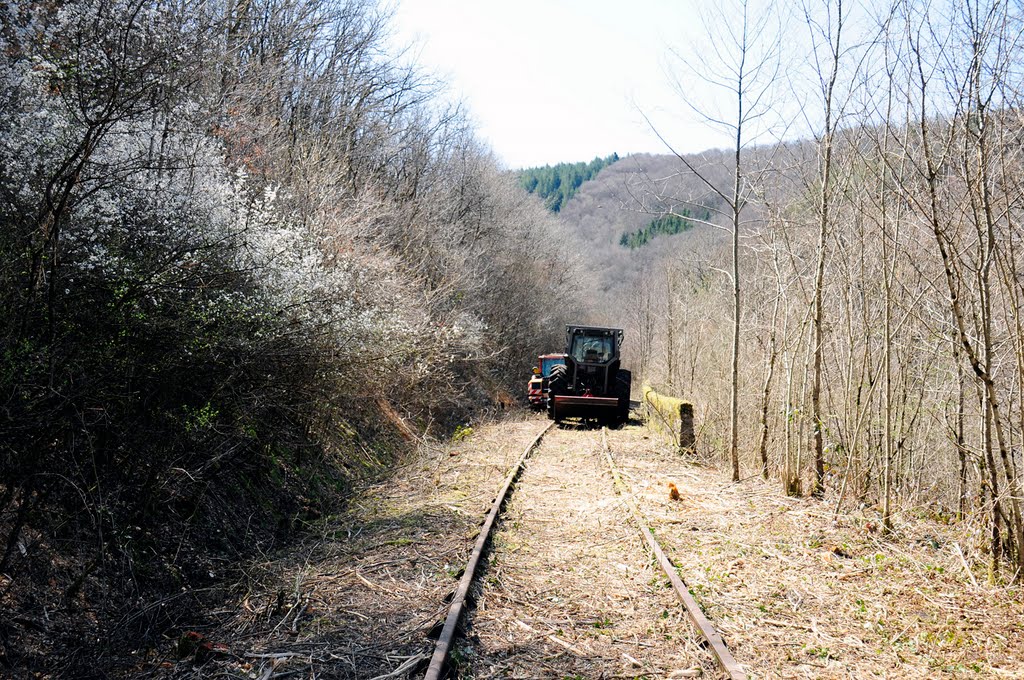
{"left": 140, "top": 414, "right": 543, "bottom": 678}
{"left": 459, "top": 422, "right": 718, "bottom": 679}
{"left": 140, "top": 411, "right": 1023, "bottom": 679}
{"left": 610, "top": 427, "right": 1024, "bottom": 679}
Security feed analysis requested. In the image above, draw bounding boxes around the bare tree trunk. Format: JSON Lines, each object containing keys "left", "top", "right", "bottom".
{"left": 882, "top": 177, "right": 894, "bottom": 532}
{"left": 956, "top": 341, "right": 967, "bottom": 521}
{"left": 806, "top": 0, "right": 846, "bottom": 498}
{"left": 758, "top": 296, "right": 779, "bottom": 479}
{"left": 655, "top": 0, "right": 781, "bottom": 482}
{"left": 667, "top": 271, "right": 676, "bottom": 390}
{"left": 758, "top": 226, "right": 784, "bottom": 479}
{"left": 730, "top": 122, "right": 742, "bottom": 483}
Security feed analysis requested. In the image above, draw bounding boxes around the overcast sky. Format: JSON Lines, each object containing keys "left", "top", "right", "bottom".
{"left": 390, "top": 1, "right": 737, "bottom": 169}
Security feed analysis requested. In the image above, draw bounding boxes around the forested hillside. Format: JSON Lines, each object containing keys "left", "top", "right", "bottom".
{"left": 555, "top": 0, "right": 1024, "bottom": 587}
{"left": 548, "top": 152, "right": 730, "bottom": 300}
{"left": 0, "top": 0, "right": 583, "bottom": 672}
{"left": 517, "top": 153, "right": 619, "bottom": 212}
{"left": 619, "top": 210, "right": 709, "bottom": 249}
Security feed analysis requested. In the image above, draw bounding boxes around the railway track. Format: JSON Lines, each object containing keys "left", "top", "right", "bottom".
{"left": 423, "top": 422, "right": 554, "bottom": 679}
{"left": 424, "top": 421, "right": 745, "bottom": 680}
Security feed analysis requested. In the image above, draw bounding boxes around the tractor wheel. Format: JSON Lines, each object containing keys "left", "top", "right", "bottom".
{"left": 547, "top": 364, "right": 568, "bottom": 421}
{"left": 614, "top": 369, "right": 632, "bottom": 427}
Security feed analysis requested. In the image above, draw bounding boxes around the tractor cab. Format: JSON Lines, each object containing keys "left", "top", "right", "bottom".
{"left": 540, "top": 355, "right": 566, "bottom": 377}
{"left": 547, "top": 325, "right": 631, "bottom": 425}
{"left": 527, "top": 353, "right": 566, "bottom": 410}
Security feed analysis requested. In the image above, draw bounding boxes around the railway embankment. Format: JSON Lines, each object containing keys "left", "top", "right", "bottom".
{"left": 140, "top": 413, "right": 1023, "bottom": 679}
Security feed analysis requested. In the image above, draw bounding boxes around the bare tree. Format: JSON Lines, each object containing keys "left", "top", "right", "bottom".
{"left": 647, "top": 0, "right": 784, "bottom": 480}
{"left": 803, "top": 0, "right": 845, "bottom": 496}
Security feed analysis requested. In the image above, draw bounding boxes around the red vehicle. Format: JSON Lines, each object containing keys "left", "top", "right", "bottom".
{"left": 527, "top": 353, "right": 567, "bottom": 409}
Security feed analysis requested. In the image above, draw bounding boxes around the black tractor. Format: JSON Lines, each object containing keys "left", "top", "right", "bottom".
{"left": 547, "top": 325, "right": 631, "bottom": 425}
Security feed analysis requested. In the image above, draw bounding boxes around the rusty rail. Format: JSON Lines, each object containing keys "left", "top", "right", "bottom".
{"left": 601, "top": 427, "right": 746, "bottom": 680}
{"left": 423, "top": 422, "right": 554, "bottom": 680}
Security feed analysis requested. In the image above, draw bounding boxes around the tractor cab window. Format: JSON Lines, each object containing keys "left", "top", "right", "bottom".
{"left": 571, "top": 334, "right": 613, "bottom": 363}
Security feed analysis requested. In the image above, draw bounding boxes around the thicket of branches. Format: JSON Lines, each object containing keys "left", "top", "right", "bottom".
{"left": 0, "top": 0, "right": 578, "bottom": 669}
{"left": 630, "top": 0, "right": 1024, "bottom": 581}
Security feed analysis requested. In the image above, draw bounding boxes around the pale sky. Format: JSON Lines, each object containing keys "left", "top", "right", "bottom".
{"left": 391, "top": 1, "right": 736, "bottom": 169}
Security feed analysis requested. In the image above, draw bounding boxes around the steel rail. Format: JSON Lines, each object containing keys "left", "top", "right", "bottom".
{"left": 601, "top": 427, "right": 746, "bottom": 680}
{"left": 423, "top": 422, "right": 555, "bottom": 680}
